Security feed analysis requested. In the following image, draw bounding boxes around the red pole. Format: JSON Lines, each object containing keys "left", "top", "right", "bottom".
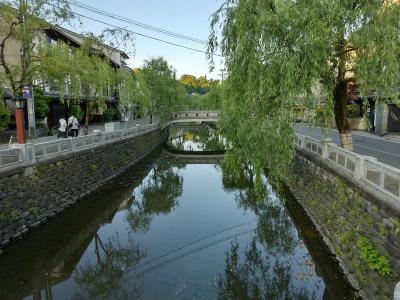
{"left": 15, "top": 109, "right": 26, "bottom": 144}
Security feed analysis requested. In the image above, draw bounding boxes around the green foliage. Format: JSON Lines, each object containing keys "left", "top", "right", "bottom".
{"left": 33, "top": 88, "right": 50, "bottom": 119}
{"left": 0, "top": 104, "right": 10, "bottom": 133}
{"left": 209, "top": 0, "right": 400, "bottom": 156}
{"left": 104, "top": 107, "right": 120, "bottom": 122}
{"left": 136, "top": 57, "right": 182, "bottom": 123}
{"left": 90, "top": 164, "right": 98, "bottom": 172}
{"left": 29, "top": 207, "right": 40, "bottom": 217}
{"left": 0, "top": 1, "right": 73, "bottom": 95}
{"left": 116, "top": 68, "right": 138, "bottom": 107}
{"left": 357, "top": 237, "right": 392, "bottom": 277}
{"left": 394, "top": 219, "right": 400, "bottom": 235}
{"left": 69, "top": 105, "right": 84, "bottom": 121}
{"left": 179, "top": 74, "right": 220, "bottom": 95}
{"left": 182, "top": 86, "right": 223, "bottom": 110}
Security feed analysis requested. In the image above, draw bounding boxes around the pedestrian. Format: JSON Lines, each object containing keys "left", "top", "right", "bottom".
{"left": 68, "top": 114, "right": 80, "bottom": 137}
{"left": 57, "top": 117, "right": 67, "bottom": 138}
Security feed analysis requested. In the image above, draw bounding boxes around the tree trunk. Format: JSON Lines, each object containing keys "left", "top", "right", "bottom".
{"left": 149, "top": 113, "right": 153, "bottom": 124}
{"left": 333, "top": 81, "right": 353, "bottom": 151}
{"left": 84, "top": 100, "right": 90, "bottom": 135}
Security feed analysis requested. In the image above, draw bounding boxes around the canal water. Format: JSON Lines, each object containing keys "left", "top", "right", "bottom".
{"left": 0, "top": 127, "right": 357, "bottom": 300}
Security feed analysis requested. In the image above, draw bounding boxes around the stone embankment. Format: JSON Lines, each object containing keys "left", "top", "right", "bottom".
{"left": 289, "top": 135, "right": 400, "bottom": 300}
{"left": 0, "top": 126, "right": 165, "bottom": 248}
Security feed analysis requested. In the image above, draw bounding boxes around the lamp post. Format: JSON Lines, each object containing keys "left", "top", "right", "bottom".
{"left": 14, "top": 96, "right": 26, "bottom": 144}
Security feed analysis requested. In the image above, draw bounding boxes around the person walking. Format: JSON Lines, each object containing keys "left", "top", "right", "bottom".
{"left": 68, "top": 114, "right": 80, "bottom": 137}
{"left": 57, "top": 117, "right": 67, "bottom": 138}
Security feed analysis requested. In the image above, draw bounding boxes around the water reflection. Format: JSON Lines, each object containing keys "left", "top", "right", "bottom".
{"left": 73, "top": 234, "right": 145, "bottom": 300}
{"left": 126, "top": 162, "right": 183, "bottom": 233}
{"left": 218, "top": 239, "right": 317, "bottom": 300}
{"left": 217, "top": 165, "right": 320, "bottom": 299}
{"left": 0, "top": 132, "right": 356, "bottom": 299}
{"left": 167, "top": 125, "right": 226, "bottom": 152}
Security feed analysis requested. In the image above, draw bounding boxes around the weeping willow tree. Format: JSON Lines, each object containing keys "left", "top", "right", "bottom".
{"left": 116, "top": 67, "right": 138, "bottom": 108}
{"left": 137, "top": 57, "right": 183, "bottom": 124}
{"left": 39, "top": 41, "right": 114, "bottom": 132}
{"left": 208, "top": 0, "right": 400, "bottom": 175}
{"left": 0, "top": 0, "right": 73, "bottom": 96}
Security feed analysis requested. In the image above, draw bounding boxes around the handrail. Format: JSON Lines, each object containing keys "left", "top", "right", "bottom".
{"left": 0, "top": 123, "right": 161, "bottom": 171}
{"left": 295, "top": 133, "right": 400, "bottom": 201}
{"left": 0, "top": 148, "right": 23, "bottom": 169}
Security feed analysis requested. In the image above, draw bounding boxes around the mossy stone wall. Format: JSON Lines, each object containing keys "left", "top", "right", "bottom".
{"left": 0, "top": 129, "right": 164, "bottom": 248}
{"left": 288, "top": 152, "right": 400, "bottom": 300}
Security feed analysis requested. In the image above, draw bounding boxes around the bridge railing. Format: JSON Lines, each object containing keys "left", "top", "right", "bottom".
{"left": 171, "top": 111, "right": 220, "bottom": 121}
{"left": 295, "top": 133, "right": 400, "bottom": 201}
{"left": 0, "top": 123, "right": 160, "bottom": 172}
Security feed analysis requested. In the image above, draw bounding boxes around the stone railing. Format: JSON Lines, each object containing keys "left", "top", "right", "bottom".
{"left": 170, "top": 111, "right": 220, "bottom": 124}
{"left": 295, "top": 133, "right": 400, "bottom": 202}
{"left": 0, "top": 148, "right": 23, "bottom": 169}
{"left": 0, "top": 123, "right": 160, "bottom": 173}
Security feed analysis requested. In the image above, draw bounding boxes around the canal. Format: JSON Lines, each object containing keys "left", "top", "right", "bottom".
{"left": 0, "top": 127, "right": 357, "bottom": 299}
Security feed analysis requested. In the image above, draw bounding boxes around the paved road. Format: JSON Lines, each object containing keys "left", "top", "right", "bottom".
{"left": 295, "top": 124, "right": 400, "bottom": 169}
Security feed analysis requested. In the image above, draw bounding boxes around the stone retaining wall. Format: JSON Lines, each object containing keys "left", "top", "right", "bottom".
{"left": 288, "top": 150, "right": 400, "bottom": 300}
{"left": 0, "top": 128, "right": 165, "bottom": 248}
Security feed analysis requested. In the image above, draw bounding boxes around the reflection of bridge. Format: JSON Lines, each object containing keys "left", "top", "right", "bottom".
{"left": 163, "top": 150, "right": 224, "bottom": 164}
{"left": 170, "top": 111, "right": 220, "bottom": 124}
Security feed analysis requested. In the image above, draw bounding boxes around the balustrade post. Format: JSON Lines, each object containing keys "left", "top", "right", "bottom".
{"left": 100, "top": 131, "right": 105, "bottom": 144}
{"left": 299, "top": 135, "right": 305, "bottom": 149}
{"left": 19, "top": 143, "right": 36, "bottom": 176}
{"left": 379, "top": 165, "right": 385, "bottom": 188}
{"left": 321, "top": 138, "right": 332, "bottom": 160}
{"left": 70, "top": 138, "right": 77, "bottom": 151}
{"left": 354, "top": 157, "right": 364, "bottom": 180}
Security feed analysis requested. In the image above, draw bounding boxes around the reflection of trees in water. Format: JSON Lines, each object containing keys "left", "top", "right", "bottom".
{"left": 221, "top": 164, "right": 297, "bottom": 253}
{"left": 217, "top": 164, "right": 312, "bottom": 298}
{"left": 126, "top": 162, "right": 183, "bottom": 233}
{"left": 218, "top": 239, "right": 317, "bottom": 300}
{"left": 73, "top": 234, "right": 146, "bottom": 300}
{"left": 168, "top": 127, "right": 226, "bottom": 152}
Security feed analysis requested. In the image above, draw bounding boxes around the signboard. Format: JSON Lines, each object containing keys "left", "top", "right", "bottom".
{"left": 105, "top": 122, "right": 121, "bottom": 133}
{"left": 23, "top": 85, "right": 36, "bottom": 137}
{"left": 22, "top": 86, "right": 30, "bottom": 99}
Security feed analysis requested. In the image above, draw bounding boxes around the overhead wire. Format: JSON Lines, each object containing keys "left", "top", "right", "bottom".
{"left": 68, "top": 0, "right": 207, "bottom": 45}
{"left": 46, "top": 3, "right": 223, "bottom": 57}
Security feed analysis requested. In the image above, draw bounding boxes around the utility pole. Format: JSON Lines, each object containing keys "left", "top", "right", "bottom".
{"left": 219, "top": 68, "right": 225, "bottom": 84}
{"left": 20, "top": 0, "right": 36, "bottom": 137}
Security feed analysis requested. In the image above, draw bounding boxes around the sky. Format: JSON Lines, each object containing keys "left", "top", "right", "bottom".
{"left": 64, "top": 0, "right": 225, "bottom": 80}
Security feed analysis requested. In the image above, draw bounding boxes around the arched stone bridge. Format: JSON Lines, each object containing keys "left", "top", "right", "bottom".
{"left": 170, "top": 111, "right": 220, "bottom": 124}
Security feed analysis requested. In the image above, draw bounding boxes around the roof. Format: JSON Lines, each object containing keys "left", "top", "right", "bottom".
{"left": 46, "top": 25, "right": 129, "bottom": 64}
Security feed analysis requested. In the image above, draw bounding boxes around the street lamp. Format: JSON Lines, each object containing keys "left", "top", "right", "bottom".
{"left": 13, "top": 96, "right": 26, "bottom": 144}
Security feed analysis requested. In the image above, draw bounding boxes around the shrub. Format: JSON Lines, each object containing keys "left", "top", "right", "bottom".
{"left": 34, "top": 88, "right": 50, "bottom": 119}
{"left": 0, "top": 105, "right": 10, "bottom": 133}
{"left": 69, "top": 105, "right": 84, "bottom": 121}
{"left": 357, "top": 237, "right": 392, "bottom": 277}
{"left": 104, "top": 107, "right": 120, "bottom": 122}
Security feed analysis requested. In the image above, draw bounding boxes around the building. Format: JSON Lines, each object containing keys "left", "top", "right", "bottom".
{"left": 41, "top": 25, "right": 131, "bottom": 127}
{"left": 0, "top": 7, "right": 135, "bottom": 131}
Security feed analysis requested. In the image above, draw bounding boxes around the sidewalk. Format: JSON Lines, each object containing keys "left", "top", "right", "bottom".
{"left": 0, "top": 117, "right": 153, "bottom": 150}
